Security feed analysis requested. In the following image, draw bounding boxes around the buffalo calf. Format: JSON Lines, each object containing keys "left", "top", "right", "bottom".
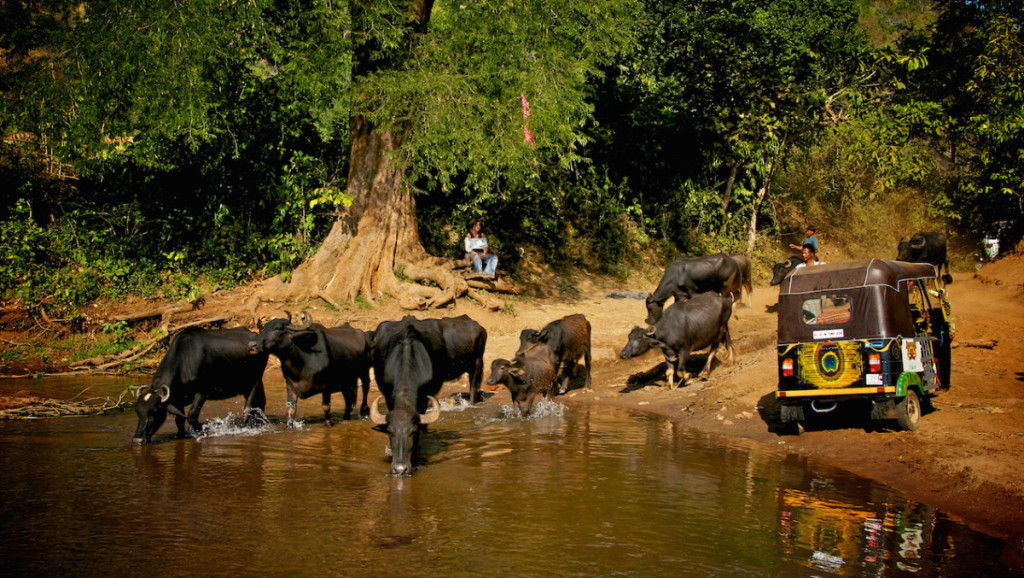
{"left": 517, "top": 313, "right": 592, "bottom": 394}
{"left": 486, "top": 343, "right": 558, "bottom": 416}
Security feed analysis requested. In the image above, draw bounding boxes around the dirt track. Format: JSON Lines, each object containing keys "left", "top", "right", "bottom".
{"left": 463, "top": 259, "right": 1024, "bottom": 547}
{"left": 2, "top": 253, "right": 1023, "bottom": 562}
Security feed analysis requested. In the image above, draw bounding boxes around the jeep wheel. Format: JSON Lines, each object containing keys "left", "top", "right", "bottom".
{"left": 895, "top": 390, "right": 921, "bottom": 431}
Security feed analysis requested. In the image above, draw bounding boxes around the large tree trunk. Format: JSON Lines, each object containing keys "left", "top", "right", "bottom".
{"left": 257, "top": 0, "right": 501, "bottom": 311}
{"left": 259, "top": 118, "right": 475, "bottom": 310}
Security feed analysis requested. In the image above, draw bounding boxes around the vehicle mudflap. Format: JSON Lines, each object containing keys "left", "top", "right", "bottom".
{"left": 871, "top": 398, "right": 898, "bottom": 420}
{"left": 781, "top": 403, "right": 805, "bottom": 423}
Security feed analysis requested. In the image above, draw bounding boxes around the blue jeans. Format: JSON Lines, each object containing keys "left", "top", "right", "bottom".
{"left": 471, "top": 252, "right": 498, "bottom": 276}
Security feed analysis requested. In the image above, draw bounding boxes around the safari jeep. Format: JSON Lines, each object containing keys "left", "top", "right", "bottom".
{"left": 775, "top": 259, "right": 952, "bottom": 432}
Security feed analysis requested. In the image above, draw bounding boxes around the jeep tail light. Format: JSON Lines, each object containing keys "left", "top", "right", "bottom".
{"left": 782, "top": 358, "right": 794, "bottom": 377}
{"left": 869, "top": 353, "right": 881, "bottom": 373}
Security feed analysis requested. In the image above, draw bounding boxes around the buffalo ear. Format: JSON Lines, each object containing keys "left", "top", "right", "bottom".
{"left": 372, "top": 424, "right": 389, "bottom": 433}
{"left": 509, "top": 367, "right": 526, "bottom": 379}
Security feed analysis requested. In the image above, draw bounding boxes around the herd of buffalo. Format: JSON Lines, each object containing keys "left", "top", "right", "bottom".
{"left": 131, "top": 232, "right": 949, "bottom": 475}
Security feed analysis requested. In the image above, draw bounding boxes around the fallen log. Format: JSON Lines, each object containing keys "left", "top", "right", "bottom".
{"left": 166, "top": 314, "right": 234, "bottom": 333}
{"left": 962, "top": 339, "right": 998, "bottom": 349}
{"left": 69, "top": 336, "right": 163, "bottom": 370}
{"left": 69, "top": 315, "right": 233, "bottom": 372}
{"left": 108, "top": 302, "right": 194, "bottom": 323}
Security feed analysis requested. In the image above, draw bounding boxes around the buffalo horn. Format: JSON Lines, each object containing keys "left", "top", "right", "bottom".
{"left": 135, "top": 385, "right": 151, "bottom": 400}
{"left": 159, "top": 385, "right": 171, "bottom": 403}
{"left": 369, "top": 396, "right": 388, "bottom": 425}
{"left": 296, "top": 311, "right": 313, "bottom": 330}
{"left": 420, "top": 396, "right": 441, "bottom": 425}
{"left": 284, "top": 310, "right": 293, "bottom": 323}
{"left": 910, "top": 235, "right": 926, "bottom": 249}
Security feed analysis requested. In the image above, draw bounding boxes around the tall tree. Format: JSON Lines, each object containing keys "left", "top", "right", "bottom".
{"left": 261, "top": 0, "right": 638, "bottom": 308}
{"left": 593, "top": 0, "right": 866, "bottom": 250}
{"left": 4, "top": 0, "right": 638, "bottom": 309}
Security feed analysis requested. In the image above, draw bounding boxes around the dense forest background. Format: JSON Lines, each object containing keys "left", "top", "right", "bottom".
{"left": 2, "top": 0, "right": 1022, "bottom": 319}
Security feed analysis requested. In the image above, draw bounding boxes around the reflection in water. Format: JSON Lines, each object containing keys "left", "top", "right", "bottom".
{"left": 0, "top": 377, "right": 1013, "bottom": 576}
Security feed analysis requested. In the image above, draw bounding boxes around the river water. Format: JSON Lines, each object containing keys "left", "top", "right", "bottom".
{"left": 0, "top": 376, "right": 1013, "bottom": 576}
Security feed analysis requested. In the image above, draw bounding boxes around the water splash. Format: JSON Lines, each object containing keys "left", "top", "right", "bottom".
{"left": 192, "top": 409, "right": 283, "bottom": 440}
{"left": 498, "top": 399, "right": 565, "bottom": 419}
{"left": 439, "top": 395, "right": 474, "bottom": 412}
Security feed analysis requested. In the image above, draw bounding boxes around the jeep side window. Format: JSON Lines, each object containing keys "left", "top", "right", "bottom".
{"left": 801, "top": 295, "right": 852, "bottom": 325}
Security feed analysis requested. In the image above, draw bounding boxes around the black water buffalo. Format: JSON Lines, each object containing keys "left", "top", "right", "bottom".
{"left": 486, "top": 343, "right": 558, "bottom": 416}
{"left": 516, "top": 313, "right": 592, "bottom": 394}
{"left": 729, "top": 253, "right": 753, "bottom": 306}
{"left": 368, "top": 317, "right": 451, "bottom": 476}
{"left": 620, "top": 292, "right": 734, "bottom": 388}
{"left": 897, "top": 232, "right": 951, "bottom": 283}
{"left": 433, "top": 315, "right": 488, "bottom": 403}
{"left": 250, "top": 312, "right": 372, "bottom": 426}
{"left": 645, "top": 254, "right": 741, "bottom": 324}
{"left": 133, "top": 327, "right": 268, "bottom": 444}
{"left": 769, "top": 255, "right": 804, "bottom": 286}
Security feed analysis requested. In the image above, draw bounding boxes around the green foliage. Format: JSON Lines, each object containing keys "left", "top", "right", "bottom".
{"left": 357, "top": 0, "right": 642, "bottom": 195}
{"left": 2, "top": 1, "right": 357, "bottom": 310}
{"left": 3, "top": 0, "right": 1021, "bottom": 318}
{"left": 101, "top": 321, "right": 134, "bottom": 350}
{"left": 959, "top": 13, "right": 1024, "bottom": 230}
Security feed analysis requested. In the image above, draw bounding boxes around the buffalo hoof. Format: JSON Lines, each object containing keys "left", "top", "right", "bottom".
{"left": 324, "top": 419, "right": 334, "bottom": 427}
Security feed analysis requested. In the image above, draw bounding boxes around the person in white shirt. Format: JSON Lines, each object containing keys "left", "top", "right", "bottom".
{"left": 794, "top": 243, "right": 824, "bottom": 269}
{"left": 464, "top": 220, "right": 498, "bottom": 277}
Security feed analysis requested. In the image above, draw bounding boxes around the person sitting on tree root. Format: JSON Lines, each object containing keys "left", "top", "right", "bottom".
{"left": 464, "top": 220, "right": 498, "bottom": 278}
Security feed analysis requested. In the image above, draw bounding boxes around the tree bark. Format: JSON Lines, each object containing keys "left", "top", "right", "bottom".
{"left": 259, "top": 118, "right": 470, "bottom": 310}
{"left": 256, "top": 0, "right": 488, "bottom": 310}
{"left": 722, "top": 160, "right": 740, "bottom": 213}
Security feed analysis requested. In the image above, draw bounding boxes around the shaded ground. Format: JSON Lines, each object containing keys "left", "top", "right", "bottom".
{"left": 2, "top": 253, "right": 1023, "bottom": 559}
